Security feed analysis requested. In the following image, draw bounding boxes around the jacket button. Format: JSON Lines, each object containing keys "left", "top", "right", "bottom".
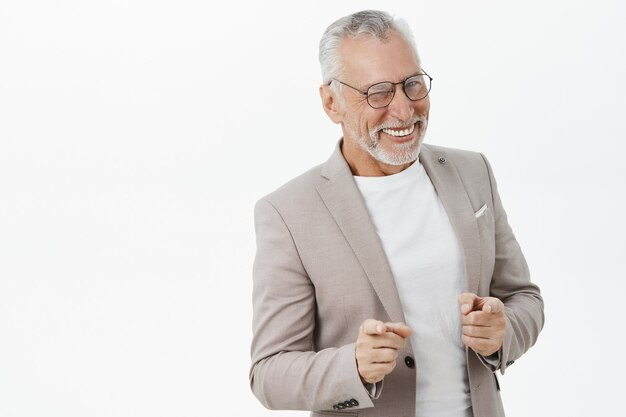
{"left": 349, "top": 399, "right": 359, "bottom": 407}
{"left": 333, "top": 405, "right": 339, "bottom": 410}
{"left": 438, "top": 156, "right": 447, "bottom": 164}
{"left": 506, "top": 360, "right": 515, "bottom": 366}
{"left": 336, "top": 403, "right": 345, "bottom": 410}
{"left": 404, "top": 356, "right": 415, "bottom": 368}
{"left": 343, "top": 401, "right": 352, "bottom": 408}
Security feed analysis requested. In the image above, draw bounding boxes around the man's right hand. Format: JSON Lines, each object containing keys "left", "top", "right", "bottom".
{"left": 355, "top": 319, "right": 412, "bottom": 384}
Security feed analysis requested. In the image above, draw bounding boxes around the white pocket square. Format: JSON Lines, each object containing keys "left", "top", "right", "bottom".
{"left": 474, "top": 204, "right": 489, "bottom": 218}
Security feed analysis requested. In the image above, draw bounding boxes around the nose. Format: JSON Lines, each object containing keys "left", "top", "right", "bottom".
{"left": 386, "top": 84, "right": 415, "bottom": 122}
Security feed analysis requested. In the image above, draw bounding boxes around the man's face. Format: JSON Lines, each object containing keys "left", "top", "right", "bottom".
{"left": 335, "top": 31, "right": 430, "bottom": 167}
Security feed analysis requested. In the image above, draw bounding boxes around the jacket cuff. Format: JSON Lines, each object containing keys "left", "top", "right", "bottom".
{"left": 319, "top": 342, "right": 376, "bottom": 411}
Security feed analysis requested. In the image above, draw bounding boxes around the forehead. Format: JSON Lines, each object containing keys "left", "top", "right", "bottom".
{"left": 339, "top": 30, "right": 420, "bottom": 87}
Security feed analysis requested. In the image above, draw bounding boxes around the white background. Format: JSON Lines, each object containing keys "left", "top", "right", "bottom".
{"left": 1, "top": 1, "right": 624, "bottom": 416}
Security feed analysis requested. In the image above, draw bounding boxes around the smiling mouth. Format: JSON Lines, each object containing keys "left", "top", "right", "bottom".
{"left": 381, "top": 122, "right": 416, "bottom": 137}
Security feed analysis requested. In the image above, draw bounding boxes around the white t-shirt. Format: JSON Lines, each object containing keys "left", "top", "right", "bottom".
{"left": 353, "top": 159, "right": 472, "bottom": 417}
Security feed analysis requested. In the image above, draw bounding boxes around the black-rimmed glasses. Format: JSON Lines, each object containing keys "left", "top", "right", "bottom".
{"left": 329, "top": 69, "right": 433, "bottom": 109}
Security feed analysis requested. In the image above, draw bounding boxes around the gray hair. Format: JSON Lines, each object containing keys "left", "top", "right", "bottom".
{"left": 318, "top": 10, "right": 420, "bottom": 84}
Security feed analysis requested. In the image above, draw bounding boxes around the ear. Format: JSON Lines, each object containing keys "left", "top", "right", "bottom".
{"left": 319, "top": 84, "right": 343, "bottom": 124}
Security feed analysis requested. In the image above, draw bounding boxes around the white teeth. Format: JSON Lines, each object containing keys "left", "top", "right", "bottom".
{"left": 382, "top": 123, "right": 416, "bottom": 137}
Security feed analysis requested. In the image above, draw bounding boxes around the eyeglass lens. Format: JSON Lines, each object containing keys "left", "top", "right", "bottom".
{"left": 367, "top": 74, "right": 431, "bottom": 108}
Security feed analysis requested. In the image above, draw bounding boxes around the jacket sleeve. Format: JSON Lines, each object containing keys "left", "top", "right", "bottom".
{"left": 249, "top": 198, "right": 376, "bottom": 411}
{"left": 481, "top": 153, "right": 545, "bottom": 375}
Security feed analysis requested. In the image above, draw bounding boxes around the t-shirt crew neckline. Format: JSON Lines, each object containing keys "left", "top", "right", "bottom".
{"left": 352, "top": 159, "right": 423, "bottom": 191}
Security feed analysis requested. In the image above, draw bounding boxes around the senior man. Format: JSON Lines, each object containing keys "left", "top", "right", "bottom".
{"left": 250, "top": 10, "right": 544, "bottom": 417}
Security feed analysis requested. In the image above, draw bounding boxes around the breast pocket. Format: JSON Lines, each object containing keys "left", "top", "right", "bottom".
{"left": 475, "top": 203, "right": 496, "bottom": 282}
{"left": 475, "top": 204, "right": 495, "bottom": 241}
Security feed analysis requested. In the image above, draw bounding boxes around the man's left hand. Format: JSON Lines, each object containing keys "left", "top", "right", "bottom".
{"left": 457, "top": 293, "right": 506, "bottom": 357}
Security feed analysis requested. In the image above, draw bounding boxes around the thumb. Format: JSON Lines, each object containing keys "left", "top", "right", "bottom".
{"left": 457, "top": 292, "right": 480, "bottom": 315}
{"left": 384, "top": 322, "right": 412, "bottom": 338}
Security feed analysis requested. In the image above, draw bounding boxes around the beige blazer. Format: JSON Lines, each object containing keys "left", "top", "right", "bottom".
{"left": 250, "top": 140, "right": 544, "bottom": 417}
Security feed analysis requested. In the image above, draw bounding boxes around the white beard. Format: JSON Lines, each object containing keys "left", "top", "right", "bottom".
{"left": 345, "top": 115, "right": 428, "bottom": 166}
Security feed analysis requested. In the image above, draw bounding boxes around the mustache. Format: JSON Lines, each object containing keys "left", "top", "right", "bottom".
{"left": 373, "top": 115, "right": 427, "bottom": 132}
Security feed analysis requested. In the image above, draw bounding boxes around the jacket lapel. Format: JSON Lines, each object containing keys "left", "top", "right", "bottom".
{"left": 316, "top": 141, "right": 407, "bottom": 324}
{"left": 315, "top": 140, "right": 481, "bottom": 324}
{"left": 419, "top": 145, "right": 480, "bottom": 294}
